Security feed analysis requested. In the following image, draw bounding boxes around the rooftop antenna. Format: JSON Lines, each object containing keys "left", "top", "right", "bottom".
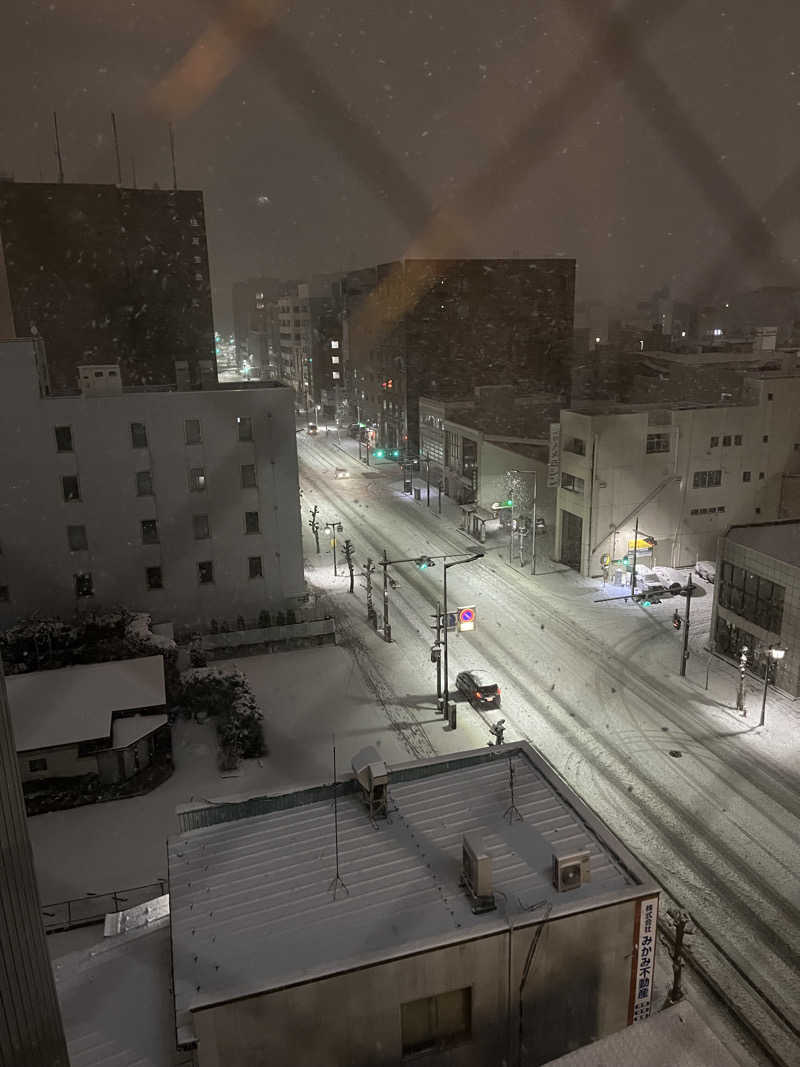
{"left": 168, "top": 122, "right": 178, "bottom": 190}
{"left": 110, "top": 112, "right": 123, "bottom": 185}
{"left": 130, "top": 155, "right": 137, "bottom": 189}
{"left": 53, "top": 111, "right": 64, "bottom": 183}
{"left": 328, "top": 734, "right": 349, "bottom": 900}
{"left": 503, "top": 755, "right": 522, "bottom": 823}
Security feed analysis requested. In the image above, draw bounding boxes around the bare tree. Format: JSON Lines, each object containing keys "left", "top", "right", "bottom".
{"left": 308, "top": 505, "right": 320, "bottom": 554}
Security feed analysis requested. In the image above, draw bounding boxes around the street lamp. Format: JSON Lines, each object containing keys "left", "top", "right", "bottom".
{"left": 508, "top": 469, "right": 538, "bottom": 574}
{"left": 324, "top": 519, "right": 344, "bottom": 576}
{"left": 759, "top": 646, "right": 786, "bottom": 728}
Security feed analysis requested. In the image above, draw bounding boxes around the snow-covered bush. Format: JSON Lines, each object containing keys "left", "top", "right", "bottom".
{"left": 179, "top": 666, "right": 266, "bottom": 768}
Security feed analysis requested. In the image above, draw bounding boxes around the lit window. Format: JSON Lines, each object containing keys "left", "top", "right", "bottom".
{"left": 331, "top": 355, "right": 340, "bottom": 364}
{"left": 713, "top": 328, "right": 723, "bottom": 337}
{"left": 331, "top": 340, "right": 340, "bottom": 349}
{"left": 189, "top": 468, "right": 206, "bottom": 492}
{"left": 332, "top": 371, "right": 340, "bottom": 380}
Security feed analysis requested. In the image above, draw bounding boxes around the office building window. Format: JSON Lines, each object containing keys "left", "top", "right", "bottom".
{"left": 742, "top": 471, "right": 751, "bottom": 482}
{"left": 331, "top": 339, "right": 340, "bottom": 349}
{"left": 692, "top": 469, "right": 722, "bottom": 489}
{"left": 762, "top": 435, "right": 769, "bottom": 443}
{"left": 55, "top": 425, "right": 73, "bottom": 452}
{"left": 136, "top": 470, "right": 154, "bottom": 496}
{"left": 759, "top": 471, "right": 765, "bottom": 480}
{"left": 189, "top": 467, "right": 206, "bottom": 491}
{"left": 28, "top": 758, "right": 48, "bottom": 773}
{"left": 734, "top": 434, "right": 742, "bottom": 445}
{"left": 709, "top": 436, "right": 719, "bottom": 448}
{"left": 241, "top": 464, "right": 257, "bottom": 488}
{"left": 564, "top": 436, "right": 586, "bottom": 456}
{"left": 131, "top": 422, "right": 148, "bottom": 448}
{"left": 248, "top": 555, "right": 263, "bottom": 578}
{"left": 0, "top": 586, "right": 9, "bottom": 602}
{"left": 237, "top": 416, "right": 253, "bottom": 441}
{"left": 74, "top": 572, "right": 94, "bottom": 598}
{"left": 141, "top": 519, "right": 159, "bottom": 545}
{"left": 193, "top": 514, "right": 210, "bottom": 540}
{"left": 146, "top": 566, "right": 163, "bottom": 590}
{"left": 62, "top": 475, "right": 81, "bottom": 502}
{"left": 401, "top": 988, "right": 471, "bottom": 1056}
{"left": 198, "top": 561, "right": 214, "bottom": 584}
{"left": 560, "top": 472, "right": 585, "bottom": 493}
{"left": 718, "top": 562, "right": 784, "bottom": 632}
{"left": 722, "top": 435, "right": 731, "bottom": 447}
{"left": 67, "top": 525, "right": 88, "bottom": 551}
{"left": 245, "top": 511, "right": 260, "bottom": 534}
{"left": 646, "top": 433, "right": 670, "bottom": 454}
{"left": 185, "top": 418, "right": 202, "bottom": 444}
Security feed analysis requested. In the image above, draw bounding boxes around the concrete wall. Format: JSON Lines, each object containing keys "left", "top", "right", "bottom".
{"left": 0, "top": 340, "right": 304, "bottom": 629}
{"left": 18, "top": 743, "right": 98, "bottom": 783}
{"left": 556, "top": 378, "right": 800, "bottom": 575}
{"left": 191, "top": 899, "right": 645, "bottom": 1067}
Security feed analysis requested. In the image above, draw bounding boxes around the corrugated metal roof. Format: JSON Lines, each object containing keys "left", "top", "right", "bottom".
{"left": 6, "top": 656, "right": 165, "bottom": 752}
{"left": 168, "top": 746, "right": 646, "bottom": 1037}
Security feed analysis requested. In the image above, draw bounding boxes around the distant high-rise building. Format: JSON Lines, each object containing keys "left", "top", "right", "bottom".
{"left": 343, "top": 259, "right": 575, "bottom": 452}
{"left": 0, "top": 180, "right": 216, "bottom": 392}
{"left": 232, "top": 277, "right": 284, "bottom": 371}
{"left": 0, "top": 656, "right": 70, "bottom": 1067}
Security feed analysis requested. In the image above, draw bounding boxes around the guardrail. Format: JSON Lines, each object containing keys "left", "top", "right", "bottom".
{"left": 41, "top": 880, "right": 168, "bottom": 933}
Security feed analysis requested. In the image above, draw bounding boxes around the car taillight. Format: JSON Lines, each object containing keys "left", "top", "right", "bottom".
{"left": 475, "top": 691, "right": 482, "bottom": 699}
{"left": 496, "top": 687, "right": 501, "bottom": 695}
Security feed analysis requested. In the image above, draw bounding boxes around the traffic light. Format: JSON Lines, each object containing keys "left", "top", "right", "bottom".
{"left": 416, "top": 556, "right": 436, "bottom": 569}
{"left": 374, "top": 449, "right": 385, "bottom": 459}
{"left": 391, "top": 449, "right": 401, "bottom": 458}
{"left": 672, "top": 611, "right": 682, "bottom": 630}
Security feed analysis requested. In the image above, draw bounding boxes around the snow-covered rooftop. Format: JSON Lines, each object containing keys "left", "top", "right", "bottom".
{"left": 725, "top": 520, "right": 800, "bottom": 567}
{"left": 168, "top": 743, "right": 655, "bottom": 1043}
{"left": 6, "top": 655, "right": 166, "bottom": 752}
{"left": 112, "top": 712, "right": 168, "bottom": 750}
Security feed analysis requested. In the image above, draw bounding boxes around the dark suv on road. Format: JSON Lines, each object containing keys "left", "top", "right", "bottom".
{"left": 455, "top": 669, "right": 501, "bottom": 708}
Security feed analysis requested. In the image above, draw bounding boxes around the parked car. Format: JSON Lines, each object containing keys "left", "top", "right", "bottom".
{"left": 633, "top": 567, "right": 668, "bottom": 600}
{"left": 651, "top": 566, "right": 684, "bottom": 595}
{"left": 334, "top": 467, "right": 350, "bottom": 479}
{"left": 455, "top": 669, "right": 501, "bottom": 708}
{"left": 348, "top": 423, "right": 361, "bottom": 438}
{"left": 307, "top": 423, "right": 318, "bottom": 435}
{"left": 695, "top": 560, "right": 716, "bottom": 583}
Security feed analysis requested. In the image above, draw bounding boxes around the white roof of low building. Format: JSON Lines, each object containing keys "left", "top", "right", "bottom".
{"left": 168, "top": 743, "right": 657, "bottom": 1043}
{"left": 112, "top": 712, "right": 168, "bottom": 750}
{"left": 545, "top": 1000, "right": 750, "bottom": 1067}
{"left": 6, "top": 656, "right": 165, "bottom": 752}
{"left": 725, "top": 520, "right": 800, "bottom": 567}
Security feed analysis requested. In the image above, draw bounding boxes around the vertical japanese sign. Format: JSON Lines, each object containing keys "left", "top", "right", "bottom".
{"left": 628, "top": 895, "right": 658, "bottom": 1024}
{"left": 547, "top": 423, "right": 561, "bottom": 487}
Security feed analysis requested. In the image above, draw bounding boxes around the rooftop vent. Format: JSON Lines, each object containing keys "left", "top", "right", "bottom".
{"left": 460, "top": 833, "right": 496, "bottom": 913}
{"left": 552, "top": 848, "right": 591, "bottom": 892}
{"left": 76, "top": 364, "right": 122, "bottom": 396}
{"left": 351, "top": 746, "right": 388, "bottom": 819}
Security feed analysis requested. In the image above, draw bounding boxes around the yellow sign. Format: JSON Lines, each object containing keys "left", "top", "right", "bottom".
{"left": 627, "top": 538, "right": 654, "bottom": 551}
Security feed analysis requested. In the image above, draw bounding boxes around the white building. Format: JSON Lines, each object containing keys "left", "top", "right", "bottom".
{"left": 554, "top": 369, "right": 800, "bottom": 575}
{"left": 0, "top": 339, "right": 304, "bottom": 630}
{"left": 168, "top": 743, "right": 660, "bottom": 1066}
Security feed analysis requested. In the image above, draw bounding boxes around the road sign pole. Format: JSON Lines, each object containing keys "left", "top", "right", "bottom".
{"left": 680, "top": 572, "right": 692, "bottom": 677}
{"left": 435, "top": 600, "right": 442, "bottom": 702}
{"left": 382, "top": 548, "right": 391, "bottom": 642}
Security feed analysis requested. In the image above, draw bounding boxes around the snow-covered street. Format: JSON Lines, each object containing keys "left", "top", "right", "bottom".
{"left": 297, "top": 428, "right": 800, "bottom": 1064}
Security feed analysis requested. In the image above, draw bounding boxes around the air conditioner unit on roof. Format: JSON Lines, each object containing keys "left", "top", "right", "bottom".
{"left": 552, "top": 848, "right": 591, "bottom": 892}
{"left": 461, "top": 833, "right": 496, "bottom": 913}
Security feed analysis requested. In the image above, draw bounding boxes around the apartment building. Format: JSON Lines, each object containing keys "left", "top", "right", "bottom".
{"left": 169, "top": 743, "right": 659, "bottom": 1066}
{"left": 344, "top": 259, "right": 575, "bottom": 454}
{"left": 554, "top": 369, "right": 800, "bottom": 575}
{"left": 0, "top": 179, "right": 216, "bottom": 392}
{"left": 0, "top": 340, "right": 304, "bottom": 630}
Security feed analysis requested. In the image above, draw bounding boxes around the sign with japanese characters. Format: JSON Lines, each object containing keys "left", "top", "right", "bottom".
{"left": 547, "top": 423, "right": 561, "bottom": 487}
{"left": 629, "top": 895, "right": 658, "bottom": 1023}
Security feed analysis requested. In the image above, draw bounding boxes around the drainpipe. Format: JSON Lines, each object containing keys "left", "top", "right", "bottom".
{"left": 585, "top": 434, "right": 599, "bottom": 576}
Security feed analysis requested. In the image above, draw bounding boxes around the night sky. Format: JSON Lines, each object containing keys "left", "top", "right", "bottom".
{"left": 2, "top": 0, "right": 800, "bottom": 330}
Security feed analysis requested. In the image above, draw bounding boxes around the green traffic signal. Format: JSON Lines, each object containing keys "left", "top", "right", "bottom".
{"left": 374, "top": 449, "right": 385, "bottom": 458}
{"left": 391, "top": 449, "right": 401, "bottom": 458}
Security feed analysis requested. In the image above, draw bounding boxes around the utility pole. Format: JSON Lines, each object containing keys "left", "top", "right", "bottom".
{"left": 630, "top": 516, "right": 639, "bottom": 600}
{"left": 680, "top": 572, "right": 693, "bottom": 677}
{"left": 382, "top": 548, "right": 391, "bottom": 642}
{"left": 342, "top": 539, "right": 355, "bottom": 594}
{"left": 431, "top": 600, "right": 443, "bottom": 700}
{"left": 736, "top": 646, "right": 749, "bottom": 714}
{"left": 438, "top": 481, "right": 444, "bottom": 515}
{"left": 362, "top": 558, "right": 377, "bottom": 628}
{"left": 424, "top": 455, "right": 431, "bottom": 507}
{"left": 308, "top": 505, "right": 320, "bottom": 554}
